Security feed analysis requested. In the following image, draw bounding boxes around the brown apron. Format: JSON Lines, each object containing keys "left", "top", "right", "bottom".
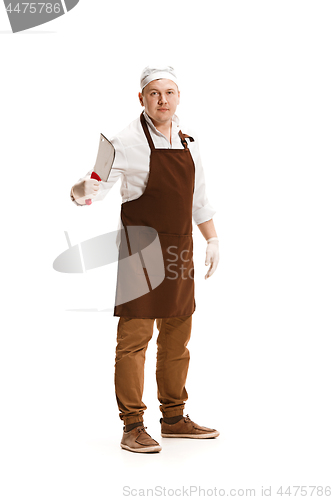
{"left": 113, "top": 112, "right": 196, "bottom": 318}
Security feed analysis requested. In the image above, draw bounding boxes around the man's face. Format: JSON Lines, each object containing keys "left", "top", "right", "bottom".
{"left": 138, "top": 79, "right": 180, "bottom": 127}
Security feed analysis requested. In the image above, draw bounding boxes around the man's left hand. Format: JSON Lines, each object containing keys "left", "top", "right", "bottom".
{"left": 205, "top": 237, "right": 219, "bottom": 279}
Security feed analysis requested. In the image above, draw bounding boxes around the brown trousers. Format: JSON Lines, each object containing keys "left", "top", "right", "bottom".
{"left": 114, "top": 315, "right": 192, "bottom": 425}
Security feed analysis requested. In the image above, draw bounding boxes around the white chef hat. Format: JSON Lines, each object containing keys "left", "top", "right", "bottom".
{"left": 140, "top": 65, "right": 178, "bottom": 90}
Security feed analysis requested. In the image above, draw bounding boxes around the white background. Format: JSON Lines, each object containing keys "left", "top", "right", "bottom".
{"left": 1, "top": 1, "right": 333, "bottom": 498}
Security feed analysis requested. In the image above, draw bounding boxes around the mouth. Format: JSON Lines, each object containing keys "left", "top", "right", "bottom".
{"left": 157, "top": 108, "right": 169, "bottom": 111}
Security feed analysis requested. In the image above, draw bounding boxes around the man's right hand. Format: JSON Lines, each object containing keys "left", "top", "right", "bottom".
{"left": 72, "top": 176, "right": 100, "bottom": 204}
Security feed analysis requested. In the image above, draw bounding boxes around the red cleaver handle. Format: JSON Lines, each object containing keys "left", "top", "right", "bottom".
{"left": 85, "top": 171, "right": 102, "bottom": 205}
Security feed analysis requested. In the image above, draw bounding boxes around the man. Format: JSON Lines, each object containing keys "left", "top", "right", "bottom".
{"left": 70, "top": 66, "right": 220, "bottom": 453}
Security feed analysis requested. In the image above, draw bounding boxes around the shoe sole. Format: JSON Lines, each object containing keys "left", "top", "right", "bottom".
{"left": 161, "top": 431, "right": 220, "bottom": 439}
{"left": 121, "top": 443, "right": 162, "bottom": 453}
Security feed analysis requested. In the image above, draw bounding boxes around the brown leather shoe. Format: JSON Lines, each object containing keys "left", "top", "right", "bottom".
{"left": 160, "top": 414, "right": 220, "bottom": 439}
{"left": 121, "top": 425, "right": 162, "bottom": 453}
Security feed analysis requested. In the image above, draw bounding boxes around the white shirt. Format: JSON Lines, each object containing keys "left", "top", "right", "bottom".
{"left": 74, "top": 112, "right": 216, "bottom": 225}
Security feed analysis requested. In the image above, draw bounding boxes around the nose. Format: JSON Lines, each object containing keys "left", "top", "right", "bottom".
{"left": 158, "top": 93, "right": 168, "bottom": 104}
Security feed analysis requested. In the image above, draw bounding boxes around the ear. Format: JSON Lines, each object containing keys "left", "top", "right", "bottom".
{"left": 178, "top": 90, "right": 180, "bottom": 104}
{"left": 138, "top": 92, "right": 144, "bottom": 107}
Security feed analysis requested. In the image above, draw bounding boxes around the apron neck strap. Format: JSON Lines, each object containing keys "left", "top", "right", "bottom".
{"left": 140, "top": 112, "right": 155, "bottom": 150}
{"left": 140, "top": 111, "right": 195, "bottom": 150}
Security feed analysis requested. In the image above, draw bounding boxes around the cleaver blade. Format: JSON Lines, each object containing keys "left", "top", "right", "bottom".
{"left": 85, "top": 133, "right": 115, "bottom": 205}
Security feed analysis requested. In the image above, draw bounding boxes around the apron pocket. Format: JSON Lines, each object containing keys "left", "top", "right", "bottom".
{"left": 135, "top": 229, "right": 165, "bottom": 289}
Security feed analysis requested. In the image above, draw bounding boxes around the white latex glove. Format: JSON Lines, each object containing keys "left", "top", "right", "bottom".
{"left": 72, "top": 176, "right": 100, "bottom": 204}
{"left": 205, "top": 237, "right": 219, "bottom": 279}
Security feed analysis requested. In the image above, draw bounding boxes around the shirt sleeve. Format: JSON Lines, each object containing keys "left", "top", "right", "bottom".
{"left": 70, "top": 135, "right": 127, "bottom": 205}
{"left": 190, "top": 137, "right": 217, "bottom": 225}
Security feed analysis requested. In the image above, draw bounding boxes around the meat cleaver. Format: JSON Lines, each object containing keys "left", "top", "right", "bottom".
{"left": 85, "top": 133, "right": 115, "bottom": 205}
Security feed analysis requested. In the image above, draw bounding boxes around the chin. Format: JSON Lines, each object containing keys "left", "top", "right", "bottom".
{"left": 156, "top": 112, "right": 172, "bottom": 120}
